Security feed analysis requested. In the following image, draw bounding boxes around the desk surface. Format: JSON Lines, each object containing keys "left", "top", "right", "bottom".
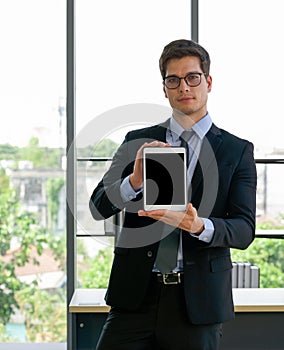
{"left": 69, "top": 288, "right": 109, "bottom": 313}
{"left": 69, "top": 288, "right": 284, "bottom": 313}
{"left": 234, "top": 288, "right": 284, "bottom": 312}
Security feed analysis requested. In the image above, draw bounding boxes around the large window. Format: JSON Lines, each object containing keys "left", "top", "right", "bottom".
{"left": 0, "top": 0, "right": 66, "bottom": 344}
{"left": 199, "top": 0, "right": 283, "bottom": 156}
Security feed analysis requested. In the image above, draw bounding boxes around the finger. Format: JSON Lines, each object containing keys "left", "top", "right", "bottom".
{"left": 145, "top": 140, "right": 172, "bottom": 148}
{"left": 185, "top": 203, "right": 196, "bottom": 216}
{"left": 138, "top": 210, "right": 186, "bottom": 229}
{"left": 138, "top": 209, "right": 166, "bottom": 217}
{"left": 186, "top": 203, "right": 193, "bottom": 211}
{"left": 137, "top": 142, "right": 150, "bottom": 158}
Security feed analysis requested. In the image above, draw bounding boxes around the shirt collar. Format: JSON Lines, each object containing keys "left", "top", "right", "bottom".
{"left": 169, "top": 113, "right": 212, "bottom": 141}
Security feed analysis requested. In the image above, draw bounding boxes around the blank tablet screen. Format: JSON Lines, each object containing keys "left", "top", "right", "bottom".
{"left": 143, "top": 147, "right": 187, "bottom": 211}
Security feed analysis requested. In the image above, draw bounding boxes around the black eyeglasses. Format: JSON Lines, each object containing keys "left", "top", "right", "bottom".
{"left": 163, "top": 72, "right": 207, "bottom": 89}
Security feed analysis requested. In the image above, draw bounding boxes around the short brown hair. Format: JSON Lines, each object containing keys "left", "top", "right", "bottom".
{"left": 159, "top": 39, "right": 211, "bottom": 79}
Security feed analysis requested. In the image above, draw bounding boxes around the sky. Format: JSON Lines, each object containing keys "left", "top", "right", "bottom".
{"left": 1, "top": 0, "right": 283, "bottom": 156}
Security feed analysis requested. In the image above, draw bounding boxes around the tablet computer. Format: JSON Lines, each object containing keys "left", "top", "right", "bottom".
{"left": 143, "top": 147, "right": 187, "bottom": 211}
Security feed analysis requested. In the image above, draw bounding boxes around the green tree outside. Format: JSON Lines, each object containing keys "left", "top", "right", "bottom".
{"left": 0, "top": 137, "right": 62, "bottom": 169}
{"left": 0, "top": 189, "right": 48, "bottom": 324}
{"left": 77, "top": 138, "right": 119, "bottom": 159}
{"left": 0, "top": 144, "right": 19, "bottom": 163}
{"left": 0, "top": 140, "right": 68, "bottom": 341}
{"left": 15, "top": 287, "right": 66, "bottom": 342}
{"left": 80, "top": 246, "right": 113, "bottom": 289}
{"left": 19, "top": 137, "right": 61, "bottom": 168}
{"left": 0, "top": 169, "right": 66, "bottom": 341}
{"left": 46, "top": 177, "right": 65, "bottom": 231}
{"left": 0, "top": 168, "right": 10, "bottom": 194}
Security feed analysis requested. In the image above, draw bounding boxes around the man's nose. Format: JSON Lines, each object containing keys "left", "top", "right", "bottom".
{"left": 179, "top": 78, "right": 190, "bottom": 92}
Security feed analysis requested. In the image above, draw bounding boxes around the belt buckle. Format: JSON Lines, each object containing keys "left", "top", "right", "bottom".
{"left": 162, "top": 272, "right": 181, "bottom": 285}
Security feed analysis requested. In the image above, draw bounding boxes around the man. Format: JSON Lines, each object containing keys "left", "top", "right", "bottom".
{"left": 89, "top": 39, "right": 257, "bottom": 350}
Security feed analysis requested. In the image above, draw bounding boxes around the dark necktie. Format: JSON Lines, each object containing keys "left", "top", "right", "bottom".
{"left": 179, "top": 129, "right": 194, "bottom": 168}
{"left": 155, "top": 228, "right": 180, "bottom": 274}
{"left": 155, "top": 130, "right": 194, "bottom": 274}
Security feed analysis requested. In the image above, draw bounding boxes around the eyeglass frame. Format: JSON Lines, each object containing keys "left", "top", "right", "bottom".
{"left": 163, "top": 72, "right": 208, "bottom": 89}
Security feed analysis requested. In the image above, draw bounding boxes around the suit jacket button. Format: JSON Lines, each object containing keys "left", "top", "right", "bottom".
{"left": 147, "top": 251, "right": 153, "bottom": 258}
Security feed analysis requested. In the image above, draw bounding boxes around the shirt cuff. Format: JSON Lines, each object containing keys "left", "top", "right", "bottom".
{"left": 190, "top": 218, "right": 214, "bottom": 243}
{"left": 120, "top": 176, "right": 142, "bottom": 203}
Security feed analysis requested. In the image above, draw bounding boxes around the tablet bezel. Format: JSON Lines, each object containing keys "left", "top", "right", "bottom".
{"left": 142, "top": 147, "right": 187, "bottom": 211}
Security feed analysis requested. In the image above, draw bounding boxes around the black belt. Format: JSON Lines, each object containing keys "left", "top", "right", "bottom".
{"left": 156, "top": 272, "right": 183, "bottom": 285}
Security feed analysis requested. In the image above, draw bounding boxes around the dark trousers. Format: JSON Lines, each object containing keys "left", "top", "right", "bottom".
{"left": 95, "top": 274, "right": 223, "bottom": 350}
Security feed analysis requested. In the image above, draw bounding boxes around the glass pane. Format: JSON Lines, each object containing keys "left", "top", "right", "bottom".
{"left": 77, "top": 236, "right": 114, "bottom": 289}
{"left": 0, "top": 0, "right": 66, "bottom": 343}
{"left": 199, "top": 0, "right": 284, "bottom": 158}
{"left": 76, "top": 0, "right": 191, "bottom": 149}
{"left": 77, "top": 160, "right": 113, "bottom": 237}
{"left": 232, "top": 163, "right": 284, "bottom": 289}
{"left": 256, "top": 163, "right": 284, "bottom": 224}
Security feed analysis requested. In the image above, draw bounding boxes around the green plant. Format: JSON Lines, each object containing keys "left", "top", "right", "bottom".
{"left": 46, "top": 177, "right": 65, "bottom": 230}
{"left": 15, "top": 286, "right": 66, "bottom": 342}
{"left": 80, "top": 246, "right": 113, "bottom": 288}
{"left": 0, "top": 190, "right": 48, "bottom": 324}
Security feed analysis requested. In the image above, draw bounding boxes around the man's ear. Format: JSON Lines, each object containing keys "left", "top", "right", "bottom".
{"left": 207, "top": 75, "right": 213, "bottom": 93}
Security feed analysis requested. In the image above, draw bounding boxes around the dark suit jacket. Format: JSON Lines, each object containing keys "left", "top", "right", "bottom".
{"left": 89, "top": 119, "right": 257, "bottom": 324}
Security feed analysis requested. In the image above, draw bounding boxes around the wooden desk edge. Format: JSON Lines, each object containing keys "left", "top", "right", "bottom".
{"left": 234, "top": 305, "right": 284, "bottom": 312}
{"left": 69, "top": 305, "right": 110, "bottom": 313}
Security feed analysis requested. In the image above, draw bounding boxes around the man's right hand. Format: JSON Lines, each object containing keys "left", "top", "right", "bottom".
{"left": 129, "top": 140, "right": 171, "bottom": 191}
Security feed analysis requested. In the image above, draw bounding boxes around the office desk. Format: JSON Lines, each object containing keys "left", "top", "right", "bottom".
{"left": 69, "top": 288, "right": 284, "bottom": 350}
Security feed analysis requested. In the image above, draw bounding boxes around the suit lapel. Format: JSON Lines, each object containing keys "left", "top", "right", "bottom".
{"left": 191, "top": 124, "right": 223, "bottom": 200}
{"left": 151, "top": 119, "right": 170, "bottom": 141}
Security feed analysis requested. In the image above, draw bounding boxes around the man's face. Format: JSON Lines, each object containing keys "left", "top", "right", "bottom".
{"left": 163, "top": 56, "right": 212, "bottom": 122}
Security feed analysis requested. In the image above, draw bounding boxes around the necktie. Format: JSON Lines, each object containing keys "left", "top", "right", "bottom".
{"left": 179, "top": 129, "right": 194, "bottom": 168}
{"left": 155, "top": 228, "right": 180, "bottom": 274}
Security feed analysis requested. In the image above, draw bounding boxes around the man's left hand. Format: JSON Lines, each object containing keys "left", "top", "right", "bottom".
{"left": 138, "top": 203, "right": 204, "bottom": 234}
